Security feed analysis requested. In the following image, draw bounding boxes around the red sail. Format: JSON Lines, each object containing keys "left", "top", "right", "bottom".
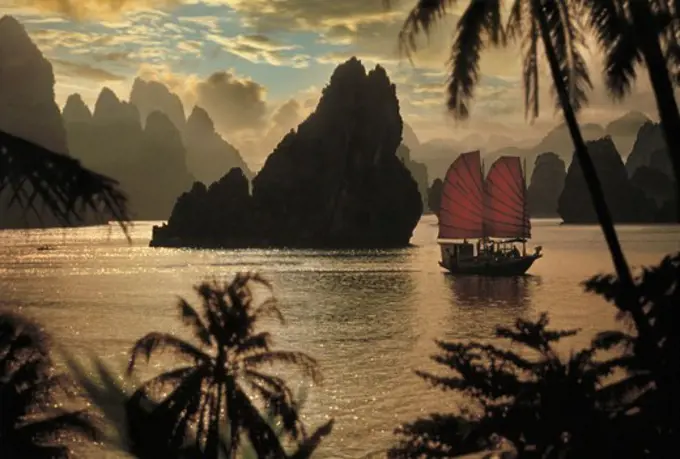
{"left": 438, "top": 151, "right": 485, "bottom": 239}
{"left": 483, "top": 156, "right": 531, "bottom": 239}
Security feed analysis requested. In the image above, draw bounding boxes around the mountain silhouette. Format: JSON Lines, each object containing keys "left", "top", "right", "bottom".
{"left": 152, "top": 57, "right": 423, "bottom": 249}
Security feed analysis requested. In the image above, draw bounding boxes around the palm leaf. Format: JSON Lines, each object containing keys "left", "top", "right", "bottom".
{"left": 0, "top": 129, "right": 129, "bottom": 237}
{"left": 243, "top": 351, "right": 321, "bottom": 383}
{"left": 127, "top": 333, "right": 212, "bottom": 374}
{"left": 576, "top": 0, "right": 642, "bottom": 98}
{"left": 252, "top": 297, "right": 286, "bottom": 325}
{"left": 177, "top": 298, "right": 212, "bottom": 347}
{"left": 398, "top": 0, "right": 457, "bottom": 54}
{"left": 543, "top": 0, "right": 593, "bottom": 113}
{"left": 446, "top": 0, "right": 504, "bottom": 118}
{"left": 16, "top": 410, "right": 99, "bottom": 444}
{"left": 288, "top": 419, "right": 335, "bottom": 459}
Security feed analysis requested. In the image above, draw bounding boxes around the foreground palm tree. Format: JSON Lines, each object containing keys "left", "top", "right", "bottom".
{"left": 0, "top": 129, "right": 129, "bottom": 236}
{"left": 127, "top": 274, "right": 331, "bottom": 459}
{"left": 577, "top": 0, "right": 680, "bottom": 217}
{"left": 0, "top": 313, "right": 98, "bottom": 458}
{"left": 392, "top": 0, "right": 654, "bottom": 350}
{"left": 390, "top": 313, "right": 644, "bottom": 458}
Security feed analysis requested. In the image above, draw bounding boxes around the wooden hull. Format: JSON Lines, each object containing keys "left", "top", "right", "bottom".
{"left": 439, "top": 254, "right": 541, "bottom": 276}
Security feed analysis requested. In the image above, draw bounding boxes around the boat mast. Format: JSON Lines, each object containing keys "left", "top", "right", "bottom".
{"left": 481, "top": 157, "right": 486, "bottom": 254}
{"left": 522, "top": 157, "right": 527, "bottom": 256}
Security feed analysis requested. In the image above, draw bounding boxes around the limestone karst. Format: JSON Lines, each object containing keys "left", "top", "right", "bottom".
{"left": 630, "top": 166, "right": 675, "bottom": 207}
{"left": 127, "top": 77, "right": 253, "bottom": 184}
{"left": 625, "top": 121, "right": 673, "bottom": 179}
{"left": 558, "top": 137, "right": 656, "bottom": 223}
{"left": 605, "top": 110, "right": 650, "bottom": 157}
{"left": 0, "top": 15, "right": 75, "bottom": 228}
{"left": 62, "top": 94, "right": 92, "bottom": 124}
{"left": 184, "top": 106, "right": 253, "bottom": 184}
{"left": 152, "top": 57, "right": 423, "bottom": 249}
{"left": 427, "top": 179, "right": 443, "bottom": 217}
{"left": 528, "top": 153, "right": 566, "bottom": 217}
{"left": 129, "top": 77, "right": 185, "bottom": 130}
{"left": 62, "top": 76, "right": 258, "bottom": 219}
{"left": 64, "top": 87, "right": 193, "bottom": 220}
{"left": 396, "top": 144, "right": 429, "bottom": 212}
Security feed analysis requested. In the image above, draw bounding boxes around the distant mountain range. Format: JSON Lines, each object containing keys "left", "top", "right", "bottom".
{"left": 0, "top": 15, "right": 253, "bottom": 226}
{"left": 412, "top": 111, "right": 651, "bottom": 181}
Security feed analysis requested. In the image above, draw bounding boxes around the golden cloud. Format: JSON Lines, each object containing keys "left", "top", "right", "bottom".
{"left": 11, "top": 0, "right": 181, "bottom": 20}
{"left": 51, "top": 58, "right": 126, "bottom": 81}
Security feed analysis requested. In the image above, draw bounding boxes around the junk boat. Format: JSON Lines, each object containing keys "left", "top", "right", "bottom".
{"left": 438, "top": 150, "right": 542, "bottom": 276}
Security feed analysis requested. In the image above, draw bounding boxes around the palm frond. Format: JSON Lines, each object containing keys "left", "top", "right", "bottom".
{"left": 577, "top": 0, "right": 642, "bottom": 99}
{"left": 495, "top": 314, "right": 579, "bottom": 356}
{"left": 135, "top": 366, "right": 199, "bottom": 395}
{"left": 598, "top": 372, "right": 653, "bottom": 408}
{"left": 237, "top": 331, "right": 274, "bottom": 356}
{"left": 389, "top": 413, "right": 489, "bottom": 458}
{"left": 124, "top": 374, "right": 205, "bottom": 458}
{"left": 395, "top": 0, "right": 504, "bottom": 119}
{"left": 517, "top": 4, "right": 540, "bottom": 119}
{"left": 542, "top": 0, "right": 593, "bottom": 113}
{"left": 127, "top": 333, "right": 212, "bottom": 374}
{"left": 288, "top": 419, "right": 335, "bottom": 459}
{"left": 0, "top": 130, "right": 130, "bottom": 238}
{"left": 591, "top": 330, "right": 636, "bottom": 351}
{"left": 398, "top": 0, "right": 459, "bottom": 59}
{"left": 243, "top": 351, "right": 321, "bottom": 384}
{"left": 177, "top": 298, "right": 212, "bottom": 347}
{"left": 12, "top": 372, "right": 77, "bottom": 419}
{"left": 0, "top": 312, "right": 51, "bottom": 358}
{"left": 16, "top": 410, "right": 100, "bottom": 443}
{"left": 252, "top": 298, "right": 285, "bottom": 325}
{"left": 245, "top": 369, "right": 296, "bottom": 406}
{"left": 232, "top": 386, "right": 287, "bottom": 459}
{"left": 446, "top": 0, "right": 505, "bottom": 118}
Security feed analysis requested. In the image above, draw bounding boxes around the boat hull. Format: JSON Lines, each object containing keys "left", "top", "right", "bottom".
{"left": 439, "top": 254, "right": 541, "bottom": 276}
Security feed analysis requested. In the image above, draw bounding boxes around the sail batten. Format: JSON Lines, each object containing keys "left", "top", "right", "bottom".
{"left": 483, "top": 156, "right": 531, "bottom": 239}
{"left": 438, "top": 152, "right": 530, "bottom": 241}
{"left": 438, "top": 151, "right": 485, "bottom": 239}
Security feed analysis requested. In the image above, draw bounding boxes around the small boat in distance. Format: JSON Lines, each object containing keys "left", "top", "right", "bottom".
{"left": 438, "top": 150, "right": 542, "bottom": 276}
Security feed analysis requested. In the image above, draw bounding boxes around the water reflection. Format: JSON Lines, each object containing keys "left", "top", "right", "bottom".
{"left": 286, "top": 251, "right": 418, "bottom": 348}
{"left": 441, "top": 275, "right": 542, "bottom": 340}
{"left": 447, "top": 274, "right": 541, "bottom": 308}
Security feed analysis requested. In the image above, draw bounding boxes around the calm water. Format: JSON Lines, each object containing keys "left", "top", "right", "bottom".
{"left": 1, "top": 215, "right": 679, "bottom": 458}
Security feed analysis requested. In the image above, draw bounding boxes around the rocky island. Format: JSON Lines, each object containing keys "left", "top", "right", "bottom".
{"left": 151, "top": 57, "right": 423, "bottom": 249}
{"left": 527, "top": 153, "right": 566, "bottom": 218}
{"left": 557, "top": 137, "right": 661, "bottom": 223}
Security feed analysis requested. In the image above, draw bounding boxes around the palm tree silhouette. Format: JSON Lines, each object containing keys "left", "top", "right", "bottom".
{"left": 126, "top": 273, "right": 331, "bottom": 459}
{"left": 584, "top": 252, "right": 680, "bottom": 458}
{"left": 0, "top": 313, "right": 98, "bottom": 458}
{"left": 391, "top": 0, "right": 655, "bottom": 361}
{"left": 0, "top": 129, "right": 129, "bottom": 237}
{"left": 577, "top": 0, "right": 680, "bottom": 218}
{"left": 389, "top": 313, "right": 639, "bottom": 458}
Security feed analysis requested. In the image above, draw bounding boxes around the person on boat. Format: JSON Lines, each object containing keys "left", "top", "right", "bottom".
{"left": 510, "top": 246, "right": 520, "bottom": 258}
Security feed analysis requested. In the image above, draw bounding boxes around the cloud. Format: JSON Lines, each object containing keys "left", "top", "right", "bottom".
{"left": 194, "top": 70, "right": 268, "bottom": 133}
{"left": 219, "top": 0, "right": 408, "bottom": 32}
{"left": 51, "top": 58, "right": 126, "bottom": 81}
{"left": 271, "top": 98, "right": 301, "bottom": 127}
{"left": 10, "top": 0, "right": 180, "bottom": 20}
{"left": 177, "top": 15, "right": 223, "bottom": 32}
{"left": 205, "top": 33, "right": 308, "bottom": 67}
{"left": 91, "top": 51, "right": 132, "bottom": 62}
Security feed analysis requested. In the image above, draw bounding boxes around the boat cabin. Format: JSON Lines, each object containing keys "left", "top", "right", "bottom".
{"left": 440, "top": 241, "right": 475, "bottom": 263}
{"left": 478, "top": 238, "right": 526, "bottom": 258}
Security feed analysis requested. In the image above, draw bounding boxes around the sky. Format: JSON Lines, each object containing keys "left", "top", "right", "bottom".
{"left": 0, "top": 0, "right": 666, "bottom": 166}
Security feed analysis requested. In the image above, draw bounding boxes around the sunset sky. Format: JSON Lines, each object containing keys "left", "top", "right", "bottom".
{"left": 0, "top": 0, "right": 664, "bottom": 158}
